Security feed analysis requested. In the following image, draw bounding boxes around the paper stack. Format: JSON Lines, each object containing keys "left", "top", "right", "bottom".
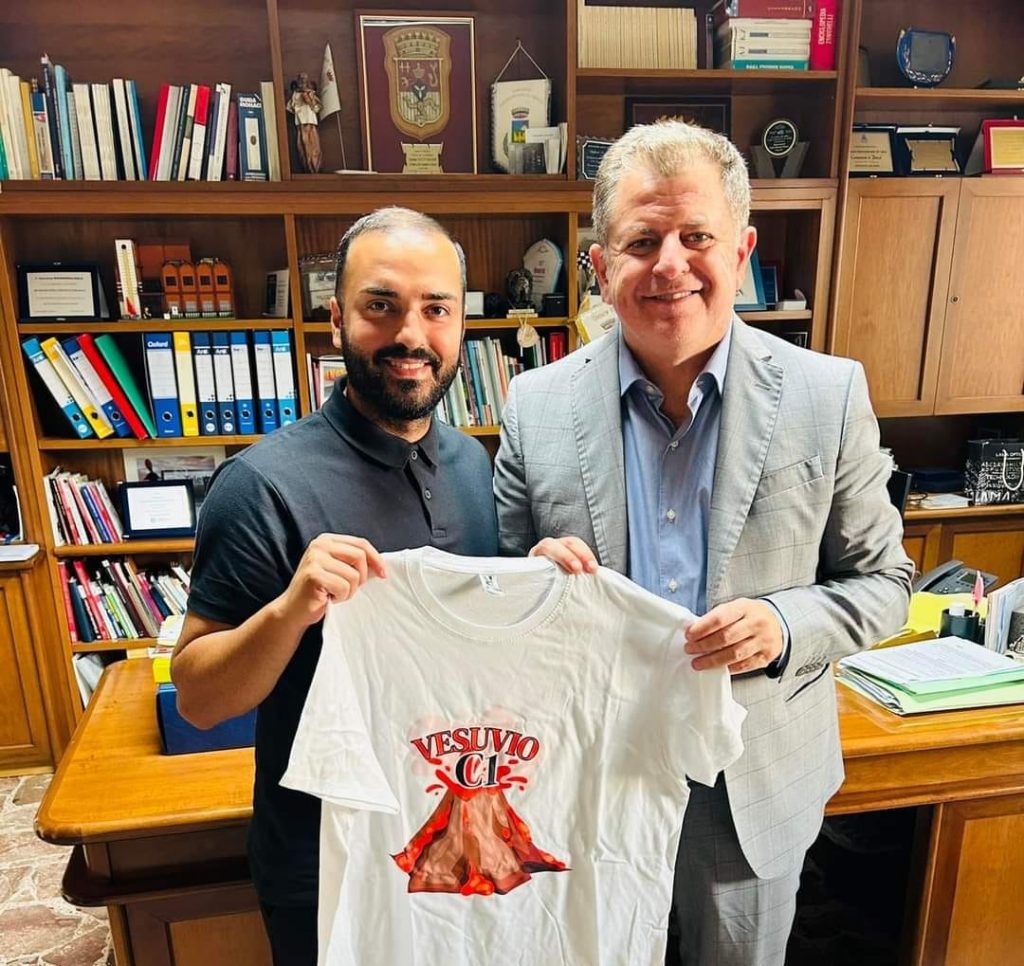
{"left": 577, "top": 0, "right": 698, "bottom": 68}
{"left": 837, "top": 636, "right": 1024, "bottom": 715}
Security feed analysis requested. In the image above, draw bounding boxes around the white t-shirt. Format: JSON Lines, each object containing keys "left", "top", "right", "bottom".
{"left": 282, "top": 547, "right": 746, "bottom": 966}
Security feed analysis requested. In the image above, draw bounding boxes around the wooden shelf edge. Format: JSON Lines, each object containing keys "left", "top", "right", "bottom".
{"left": 52, "top": 539, "right": 195, "bottom": 557}
{"left": 70, "top": 639, "right": 152, "bottom": 654}
{"left": 39, "top": 435, "right": 263, "bottom": 450}
{"left": 904, "top": 503, "right": 1024, "bottom": 522}
{"left": 856, "top": 86, "right": 1024, "bottom": 106}
{"left": 738, "top": 310, "right": 812, "bottom": 322}
{"left": 18, "top": 319, "right": 294, "bottom": 334}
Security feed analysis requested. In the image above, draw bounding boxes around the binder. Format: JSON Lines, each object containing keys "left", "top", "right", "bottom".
{"left": 229, "top": 331, "right": 256, "bottom": 434}
{"left": 270, "top": 330, "right": 297, "bottom": 426}
{"left": 62, "top": 336, "right": 131, "bottom": 438}
{"left": 172, "top": 331, "right": 200, "bottom": 436}
{"left": 211, "top": 333, "right": 237, "bottom": 434}
{"left": 77, "top": 334, "right": 149, "bottom": 439}
{"left": 21, "top": 338, "right": 92, "bottom": 438}
{"left": 39, "top": 337, "right": 114, "bottom": 438}
{"left": 142, "top": 332, "right": 182, "bottom": 437}
{"left": 92, "top": 334, "right": 158, "bottom": 438}
{"left": 252, "top": 330, "right": 279, "bottom": 434}
{"left": 191, "top": 332, "right": 219, "bottom": 435}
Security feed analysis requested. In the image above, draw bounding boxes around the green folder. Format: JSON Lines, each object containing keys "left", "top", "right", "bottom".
{"left": 93, "top": 334, "right": 158, "bottom": 438}
{"left": 839, "top": 668, "right": 1024, "bottom": 716}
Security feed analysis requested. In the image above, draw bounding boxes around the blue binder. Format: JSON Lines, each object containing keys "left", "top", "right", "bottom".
{"left": 191, "top": 333, "right": 219, "bottom": 435}
{"left": 270, "top": 330, "right": 297, "bottom": 426}
{"left": 62, "top": 336, "right": 131, "bottom": 438}
{"left": 22, "top": 338, "right": 92, "bottom": 438}
{"left": 211, "top": 332, "right": 237, "bottom": 434}
{"left": 229, "top": 331, "right": 256, "bottom": 434}
{"left": 252, "top": 331, "right": 279, "bottom": 434}
{"left": 143, "top": 333, "right": 182, "bottom": 437}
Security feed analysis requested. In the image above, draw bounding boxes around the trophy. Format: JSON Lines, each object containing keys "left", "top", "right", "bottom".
{"left": 750, "top": 119, "right": 808, "bottom": 179}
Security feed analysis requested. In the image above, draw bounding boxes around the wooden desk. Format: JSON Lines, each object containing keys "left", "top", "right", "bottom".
{"left": 37, "top": 661, "right": 1024, "bottom": 966}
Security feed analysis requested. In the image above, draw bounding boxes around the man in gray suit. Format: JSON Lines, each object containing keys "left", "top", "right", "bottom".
{"left": 493, "top": 121, "right": 913, "bottom": 965}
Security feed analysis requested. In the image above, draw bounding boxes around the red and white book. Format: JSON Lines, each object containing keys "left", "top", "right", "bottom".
{"left": 809, "top": 0, "right": 838, "bottom": 70}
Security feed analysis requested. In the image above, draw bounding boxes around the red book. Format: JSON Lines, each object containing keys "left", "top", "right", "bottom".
{"left": 72, "top": 559, "right": 114, "bottom": 640}
{"left": 77, "top": 333, "right": 149, "bottom": 439}
{"left": 225, "top": 97, "right": 239, "bottom": 180}
{"left": 56, "top": 561, "right": 78, "bottom": 643}
{"left": 712, "top": 0, "right": 813, "bottom": 22}
{"left": 809, "top": 0, "right": 839, "bottom": 70}
{"left": 148, "top": 83, "right": 170, "bottom": 180}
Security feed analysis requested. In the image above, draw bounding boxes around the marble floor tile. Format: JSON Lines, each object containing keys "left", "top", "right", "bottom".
{"left": 0, "top": 775, "right": 112, "bottom": 966}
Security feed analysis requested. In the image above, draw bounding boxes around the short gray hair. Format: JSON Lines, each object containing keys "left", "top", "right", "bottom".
{"left": 591, "top": 121, "right": 751, "bottom": 245}
{"left": 334, "top": 206, "right": 467, "bottom": 297}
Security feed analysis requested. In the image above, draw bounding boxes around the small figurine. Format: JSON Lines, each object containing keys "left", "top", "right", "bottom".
{"left": 287, "top": 72, "right": 323, "bottom": 174}
{"left": 506, "top": 268, "right": 534, "bottom": 310}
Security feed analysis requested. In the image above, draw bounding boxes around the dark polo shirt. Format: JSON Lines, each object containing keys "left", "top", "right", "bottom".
{"left": 188, "top": 386, "right": 498, "bottom": 906}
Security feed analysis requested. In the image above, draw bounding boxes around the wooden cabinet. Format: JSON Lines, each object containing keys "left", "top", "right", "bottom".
{"left": 832, "top": 179, "right": 959, "bottom": 416}
{"left": 0, "top": 555, "right": 53, "bottom": 773}
{"left": 903, "top": 507, "right": 1024, "bottom": 589}
{"left": 934, "top": 180, "right": 1024, "bottom": 414}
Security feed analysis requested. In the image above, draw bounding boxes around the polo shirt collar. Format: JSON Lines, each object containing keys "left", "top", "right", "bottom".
{"left": 321, "top": 381, "right": 439, "bottom": 468}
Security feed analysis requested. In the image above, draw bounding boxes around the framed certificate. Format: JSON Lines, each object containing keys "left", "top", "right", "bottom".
{"left": 625, "top": 96, "right": 730, "bottom": 137}
{"left": 734, "top": 250, "right": 767, "bottom": 312}
{"left": 119, "top": 480, "right": 197, "bottom": 538}
{"left": 849, "top": 125, "right": 896, "bottom": 176}
{"left": 17, "top": 263, "right": 108, "bottom": 322}
{"left": 357, "top": 12, "right": 478, "bottom": 174}
{"left": 982, "top": 119, "right": 1024, "bottom": 174}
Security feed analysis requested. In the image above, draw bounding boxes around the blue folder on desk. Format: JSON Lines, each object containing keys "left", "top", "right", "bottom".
{"left": 156, "top": 682, "right": 255, "bottom": 755}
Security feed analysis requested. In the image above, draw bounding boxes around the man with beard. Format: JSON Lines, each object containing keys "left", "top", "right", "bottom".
{"left": 172, "top": 208, "right": 505, "bottom": 964}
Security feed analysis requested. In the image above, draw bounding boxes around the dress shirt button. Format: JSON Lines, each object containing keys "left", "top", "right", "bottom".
{"left": 410, "top": 451, "right": 418, "bottom": 460}
{"left": 666, "top": 509, "right": 677, "bottom": 522}
{"left": 668, "top": 579, "right": 679, "bottom": 593}
{"left": 669, "top": 440, "right": 679, "bottom": 450}
{"left": 645, "top": 385, "right": 658, "bottom": 396}
{"left": 424, "top": 488, "right": 432, "bottom": 500}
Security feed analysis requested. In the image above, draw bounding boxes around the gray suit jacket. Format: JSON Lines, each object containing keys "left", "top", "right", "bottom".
{"left": 493, "top": 319, "right": 913, "bottom": 878}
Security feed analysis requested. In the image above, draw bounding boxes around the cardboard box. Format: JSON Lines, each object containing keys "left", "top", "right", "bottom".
{"left": 156, "top": 682, "right": 255, "bottom": 755}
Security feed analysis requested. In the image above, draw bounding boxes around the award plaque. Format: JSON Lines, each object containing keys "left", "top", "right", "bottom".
{"left": 17, "top": 263, "right": 109, "bottom": 322}
{"left": 897, "top": 28, "right": 955, "bottom": 88}
{"left": 894, "top": 125, "right": 960, "bottom": 175}
{"left": 576, "top": 136, "right": 614, "bottom": 180}
{"left": 357, "top": 14, "right": 478, "bottom": 174}
{"left": 982, "top": 119, "right": 1024, "bottom": 174}
{"left": 750, "top": 119, "right": 807, "bottom": 178}
{"left": 522, "top": 239, "right": 563, "bottom": 312}
{"left": 849, "top": 124, "right": 896, "bottom": 176}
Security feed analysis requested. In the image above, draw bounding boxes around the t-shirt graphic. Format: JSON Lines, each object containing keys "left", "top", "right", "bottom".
{"left": 282, "top": 548, "right": 746, "bottom": 966}
{"left": 394, "top": 720, "right": 568, "bottom": 895}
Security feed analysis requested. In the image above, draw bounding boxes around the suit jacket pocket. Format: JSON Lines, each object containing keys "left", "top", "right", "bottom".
{"left": 752, "top": 455, "right": 824, "bottom": 505}
{"left": 785, "top": 664, "right": 829, "bottom": 703}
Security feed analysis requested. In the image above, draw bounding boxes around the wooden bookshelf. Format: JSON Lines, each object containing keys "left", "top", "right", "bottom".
{"left": 52, "top": 539, "right": 195, "bottom": 557}
{"left": 18, "top": 319, "right": 295, "bottom": 335}
{"left": 575, "top": 68, "right": 839, "bottom": 97}
{"left": 38, "top": 436, "right": 264, "bottom": 451}
{"left": 71, "top": 638, "right": 156, "bottom": 655}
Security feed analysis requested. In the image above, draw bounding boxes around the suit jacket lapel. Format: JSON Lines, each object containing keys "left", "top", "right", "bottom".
{"left": 570, "top": 332, "right": 628, "bottom": 571}
{"left": 707, "top": 321, "right": 783, "bottom": 606}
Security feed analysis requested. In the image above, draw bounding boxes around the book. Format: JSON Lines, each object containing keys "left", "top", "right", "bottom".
{"left": 224, "top": 97, "right": 238, "bottom": 180}
{"left": 809, "top": 0, "right": 838, "bottom": 71}
{"left": 111, "top": 79, "right": 136, "bottom": 179}
{"left": 39, "top": 55, "right": 64, "bottom": 179}
{"left": 92, "top": 334, "right": 159, "bottom": 438}
{"left": 260, "top": 81, "right": 281, "bottom": 181}
{"left": 237, "top": 92, "right": 268, "bottom": 181}
{"left": 126, "top": 80, "right": 147, "bottom": 181}
{"left": 90, "top": 83, "right": 118, "bottom": 181}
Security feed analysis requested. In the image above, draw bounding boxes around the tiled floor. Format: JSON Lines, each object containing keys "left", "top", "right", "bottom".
{"left": 0, "top": 775, "right": 114, "bottom": 966}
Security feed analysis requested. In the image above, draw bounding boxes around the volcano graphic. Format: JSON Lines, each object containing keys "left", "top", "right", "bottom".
{"left": 392, "top": 783, "right": 568, "bottom": 896}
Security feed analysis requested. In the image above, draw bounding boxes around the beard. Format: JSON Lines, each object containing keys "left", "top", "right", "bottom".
{"left": 339, "top": 330, "right": 460, "bottom": 423}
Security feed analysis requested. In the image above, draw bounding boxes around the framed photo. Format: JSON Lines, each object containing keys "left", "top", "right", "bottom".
{"left": 299, "top": 253, "right": 336, "bottom": 322}
{"left": 735, "top": 250, "right": 767, "bottom": 312}
{"left": 119, "top": 480, "right": 197, "bottom": 539}
{"left": 982, "top": 119, "right": 1024, "bottom": 174}
{"left": 122, "top": 447, "right": 226, "bottom": 514}
{"left": 624, "top": 97, "right": 730, "bottom": 137}
{"left": 357, "top": 12, "right": 478, "bottom": 174}
{"left": 17, "top": 263, "right": 109, "bottom": 322}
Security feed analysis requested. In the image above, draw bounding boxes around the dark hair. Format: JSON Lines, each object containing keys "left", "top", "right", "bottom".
{"left": 334, "top": 207, "right": 467, "bottom": 300}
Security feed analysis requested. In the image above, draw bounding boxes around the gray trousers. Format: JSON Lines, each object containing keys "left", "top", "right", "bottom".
{"left": 669, "top": 777, "right": 805, "bottom": 966}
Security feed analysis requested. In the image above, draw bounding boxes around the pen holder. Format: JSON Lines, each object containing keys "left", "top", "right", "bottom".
{"left": 940, "top": 606, "right": 981, "bottom": 643}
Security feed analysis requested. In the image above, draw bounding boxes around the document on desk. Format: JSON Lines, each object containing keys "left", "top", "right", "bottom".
{"left": 984, "top": 577, "right": 1024, "bottom": 657}
{"left": 841, "top": 637, "right": 1024, "bottom": 695}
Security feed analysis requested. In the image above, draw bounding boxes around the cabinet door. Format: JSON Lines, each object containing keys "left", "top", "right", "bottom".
{"left": 832, "top": 180, "right": 960, "bottom": 416}
{"left": 935, "top": 180, "right": 1024, "bottom": 414}
{"left": 938, "top": 515, "right": 1024, "bottom": 589}
{"left": 0, "top": 573, "right": 52, "bottom": 771}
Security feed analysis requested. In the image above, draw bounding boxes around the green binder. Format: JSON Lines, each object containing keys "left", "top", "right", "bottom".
{"left": 93, "top": 334, "right": 158, "bottom": 438}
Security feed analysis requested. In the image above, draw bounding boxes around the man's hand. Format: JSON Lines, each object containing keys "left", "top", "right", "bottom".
{"left": 276, "top": 534, "right": 387, "bottom": 629}
{"left": 684, "top": 598, "right": 783, "bottom": 674}
{"left": 529, "top": 536, "right": 599, "bottom": 575}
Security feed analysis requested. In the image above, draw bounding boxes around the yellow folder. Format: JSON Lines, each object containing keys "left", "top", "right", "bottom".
{"left": 40, "top": 338, "right": 113, "bottom": 438}
{"left": 172, "top": 332, "right": 200, "bottom": 436}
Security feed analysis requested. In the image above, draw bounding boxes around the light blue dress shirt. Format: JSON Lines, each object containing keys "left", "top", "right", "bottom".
{"left": 619, "top": 323, "right": 731, "bottom": 615}
{"left": 619, "top": 320, "right": 790, "bottom": 663}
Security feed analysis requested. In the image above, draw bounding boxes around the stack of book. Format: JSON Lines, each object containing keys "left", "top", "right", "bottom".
{"left": 838, "top": 637, "right": 1024, "bottom": 715}
{"left": 44, "top": 469, "right": 124, "bottom": 546}
{"left": 438, "top": 332, "right": 567, "bottom": 429}
{"left": 577, "top": 0, "right": 698, "bottom": 69}
{"left": 306, "top": 354, "right": 347, "bottom": 410}
{"left": 58, "top": 557, "right": 189, "bottom": 643}
{"left": 712, "top": 0, "right": 837, "bottom": 71}
{"left": 0, "top": 57, "right": 281, "bottom": 181}
{"left": 23, "top": 330, "right": 297, "bottom": 440}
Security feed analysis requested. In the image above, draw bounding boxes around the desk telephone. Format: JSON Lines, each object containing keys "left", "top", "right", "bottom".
{"left": 913, "top": 559, "right": 999, "bottom": 595}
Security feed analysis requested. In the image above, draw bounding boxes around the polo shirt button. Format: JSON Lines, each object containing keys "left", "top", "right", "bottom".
{"left": 669, "top": 441, "right": 679, "bottom": 450}
{"left": 410, "top": 451, "right": 418, "bottom": 460}
{"left": 668, "top": 579, "right": 679, "bottom": 592}
{"left": 424, "top": 489, "right": 432, "bottom": 500}
{"left": 666, "top": 509, "right": 677, "bottom": 522}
